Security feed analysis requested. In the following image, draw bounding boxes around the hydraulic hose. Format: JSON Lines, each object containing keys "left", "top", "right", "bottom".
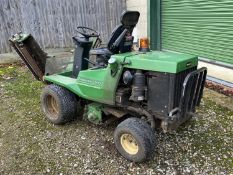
{"left": 127, "top": 106, "right": 156, "bottom": 130}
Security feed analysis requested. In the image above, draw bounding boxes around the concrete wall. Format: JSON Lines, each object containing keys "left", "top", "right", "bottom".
{"left": 126, "top": 0, "right": 148, "bottom": 42}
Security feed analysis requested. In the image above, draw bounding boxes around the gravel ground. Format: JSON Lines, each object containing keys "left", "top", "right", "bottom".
{"left": 0, "top": 64, "right": 232, "bottom": 175}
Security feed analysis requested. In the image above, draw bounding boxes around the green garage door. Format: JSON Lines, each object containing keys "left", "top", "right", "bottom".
{"left": 162, "top": 0, "right": 233, "bottom": 64}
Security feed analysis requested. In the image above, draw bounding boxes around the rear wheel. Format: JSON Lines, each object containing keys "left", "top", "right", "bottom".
{"left": 114, "top": 117, "right": 156, "bottom": 162}
{"left": 41, "top": 84, "right": 79, "bottom": 124}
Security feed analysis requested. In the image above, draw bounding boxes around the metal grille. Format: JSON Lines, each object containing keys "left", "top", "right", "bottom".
{"left": 179, "top": 67, "right": 207, "bottom": 116}
{"left": 173, "top": 66, "right": 197, "bottom": 108}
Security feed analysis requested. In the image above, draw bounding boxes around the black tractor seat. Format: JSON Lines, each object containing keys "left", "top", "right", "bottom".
{"left": 72, "top": 11, "right": 140, "bottom": 76}
{"left": 89, "top": 11, "right": 140, "bottom": 63}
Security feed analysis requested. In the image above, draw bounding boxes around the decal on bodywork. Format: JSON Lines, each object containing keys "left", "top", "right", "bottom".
{"left": 77, "top": 77, "right": 103, "bottom": 87}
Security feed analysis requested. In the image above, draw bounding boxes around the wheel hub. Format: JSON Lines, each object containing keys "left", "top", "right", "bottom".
{"left": 47, "top": 95, "right": 59, "bottom": 117}
{"left": 120, "top": 133, "right": 139, "bottom": 155}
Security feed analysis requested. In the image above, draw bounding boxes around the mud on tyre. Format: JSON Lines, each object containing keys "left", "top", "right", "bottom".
{"left": 41, "top": 84, "right": 79, "bottom": 124}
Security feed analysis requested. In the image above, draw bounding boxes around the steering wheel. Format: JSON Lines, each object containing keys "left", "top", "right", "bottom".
{"left": 76, "top": 26, "right": 99, "bottom": 39}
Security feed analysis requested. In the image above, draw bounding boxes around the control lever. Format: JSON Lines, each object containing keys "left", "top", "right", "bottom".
{"left": 84, "top": 57, "right": 97, "bottom": 66}
{"left": 112, "top": 29, "right": 128, "bottom": 49}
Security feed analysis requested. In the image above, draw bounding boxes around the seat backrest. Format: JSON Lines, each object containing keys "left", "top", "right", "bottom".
{"left": 107, "top": 11, "right": 140, "bottom": 54}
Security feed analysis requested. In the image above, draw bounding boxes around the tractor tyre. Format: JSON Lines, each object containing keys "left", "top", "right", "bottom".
{"left": 114, "top": 117, "right": 156, "bottom": 162}
{"left": 41, "top": 84, "right": 79, "bottom": 125}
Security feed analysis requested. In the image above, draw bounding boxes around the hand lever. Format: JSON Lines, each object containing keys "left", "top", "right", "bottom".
{"left": 112, "top": 29, "right": 128, "bottom": 48}
{"left": 84, "top": 57, "right": 97, "bottom": 66}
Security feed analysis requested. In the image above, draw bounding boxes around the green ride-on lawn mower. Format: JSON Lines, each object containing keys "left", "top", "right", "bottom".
{"left": 9, "top": 11, "right": 207, "bottom": 162}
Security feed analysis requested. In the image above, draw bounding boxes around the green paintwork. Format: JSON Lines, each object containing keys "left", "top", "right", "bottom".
{"left": 108, "top": 57, "right": 118, "bottom": 76}
{"left": 162, "top": 0, "right": 233, "bottom": 64}
{"left": 44, "top": 50, "right": 197, "bottom": 105}
{"left": 113, "top": 51, "right": 198, "bottom": 73}
{"left": 44, "top": 63, "right": 124, "bottom": 105}
{"left": 86, "top": 103, "right": 103, "bottom": 124}
{"left": 76, "top": 66, "right": 123, "bottom": 104}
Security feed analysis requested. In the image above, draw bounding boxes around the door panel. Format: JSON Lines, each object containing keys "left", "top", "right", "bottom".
{"left": 162, "top": 0, "right": 233, "bottom": 64}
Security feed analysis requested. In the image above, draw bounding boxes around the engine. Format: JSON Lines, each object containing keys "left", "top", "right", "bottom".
{"left": 116, "top": 67, "right": 197, "bottom": 118}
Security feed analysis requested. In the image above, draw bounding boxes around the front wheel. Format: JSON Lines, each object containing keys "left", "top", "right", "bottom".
{"left": 41, "top": 84, "right": 79, "bottom": 124}
{"left": 114, "top": 117, "right": 156, "bottom": 162}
